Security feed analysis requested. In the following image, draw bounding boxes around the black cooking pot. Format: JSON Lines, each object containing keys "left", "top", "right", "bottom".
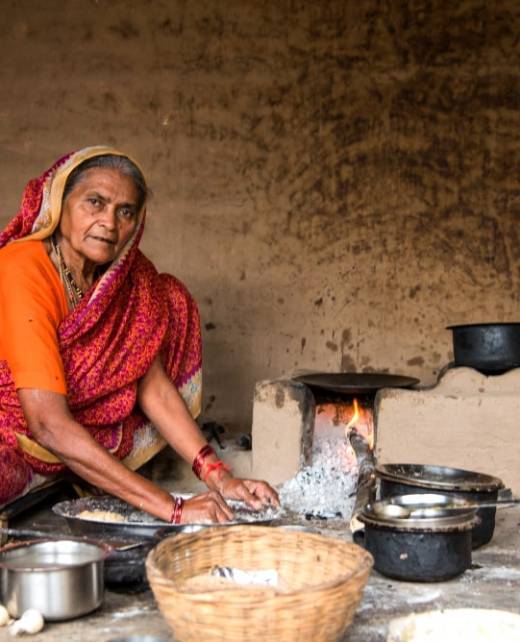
{"left": 103, "top": 526, "right": 206, "bottom": 589}
{"left": 104, "top": 541, "right": 154, "bottom": 590}
{"left": 356, "top": 494, "right": 476, "bottom": 582}
{"left": 376, "top": 464, "right": 504, "bottom": 549}
{"left": 448, "top": 323, "right": 520, "bottom": 373}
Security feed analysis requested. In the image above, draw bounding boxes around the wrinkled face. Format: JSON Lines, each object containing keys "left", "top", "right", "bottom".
{"left": 58, "top": 168, "right": 140, "bottom": 265}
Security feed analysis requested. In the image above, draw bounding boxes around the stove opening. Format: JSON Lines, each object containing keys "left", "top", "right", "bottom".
{"left": 278, "top": 390, "right": 375, "bottom": 520}
{"left": 313, "top": 394, "right": 374, "bottom": 472}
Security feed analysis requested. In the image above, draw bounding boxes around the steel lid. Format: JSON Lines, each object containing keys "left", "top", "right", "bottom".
{"left": 376, "top": 463, "right": 504, "bottom": 493}
{"left": 0, "top": 539, "right": 107, "bottom": 571}
{"left": 358, "top": 494, "right": 478, "bottom": 532}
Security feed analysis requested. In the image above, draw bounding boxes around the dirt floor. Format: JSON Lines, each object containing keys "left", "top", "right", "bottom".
{"left": 2, "top": 491, "right": 520, "bottom": 641}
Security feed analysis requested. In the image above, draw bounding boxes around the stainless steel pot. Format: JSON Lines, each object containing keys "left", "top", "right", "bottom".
{"left": 0, "top": 539, "right": 106, "bottom": 619}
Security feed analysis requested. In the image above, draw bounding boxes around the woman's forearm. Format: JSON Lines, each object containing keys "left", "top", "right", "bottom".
{"left": 138, "top": 357, "right": 233, "bottom": 491}
{"left": 18, "top": 388, "right": 174, "bottom": 521}
{"left": 137, "top": 357, "right": 209, "bottom": 464}
{"left": 138, "top": 357, "right": 280, "bottom": 509}
{"left": 50, "top": 421, "right": 173, "bottom": 520}
{"left": 141, "top": 386, "right": 207, "bottom": 463}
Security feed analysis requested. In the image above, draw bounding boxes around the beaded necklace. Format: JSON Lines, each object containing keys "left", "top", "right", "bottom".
{"left": 50, "top": 235, "right": 84, "bottom": 308}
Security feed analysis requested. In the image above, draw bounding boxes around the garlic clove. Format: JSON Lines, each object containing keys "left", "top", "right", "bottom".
{"left": 8, "top": 620, "right": 22, "bottom": 637}
{"left": 0, "top": 604, "right": 9, "bottom": 626}
{"left": 9, "top": 609, "right": 44, "bottom": 636}
{"left": 22, "top": 609, "right": 44, "bottom": 634}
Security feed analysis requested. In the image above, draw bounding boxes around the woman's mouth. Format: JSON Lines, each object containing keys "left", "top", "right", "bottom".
{"left": 90, "top": 236, "right": 116, "bottom": 245}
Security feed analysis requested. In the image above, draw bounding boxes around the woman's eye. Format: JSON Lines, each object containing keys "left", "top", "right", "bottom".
{"left": 88, "top": 197, "right": 101, "bottom": 207}
{"left": 118, "top": 208, "right": 135, "bottom": 220}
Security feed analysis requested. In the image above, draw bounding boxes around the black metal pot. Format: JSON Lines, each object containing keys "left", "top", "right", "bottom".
{"left": 104, "top": 541, "right": 154, "bottom": 590}
{"left": 376, "top": 464, "right": 504, "bottom": 549}
{"left": 360, "top": 525, "right": 472, "bottom": 582}
{"left": 357, "top": 495, "right": 476, "bottom": 582}
{"left": 448, "top": 323, "right": 520, "bottom": 373}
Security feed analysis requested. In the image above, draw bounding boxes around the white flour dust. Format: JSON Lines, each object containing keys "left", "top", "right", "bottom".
{"left": 277, "top": 437, "right": 357, "bottom": 519}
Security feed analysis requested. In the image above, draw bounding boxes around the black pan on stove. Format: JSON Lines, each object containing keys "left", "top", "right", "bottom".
{"left": 293, "top": 372, "right": 420, "bottom": 395}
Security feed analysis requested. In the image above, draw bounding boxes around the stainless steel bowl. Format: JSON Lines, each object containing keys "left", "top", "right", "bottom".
{"left": 0, "top": 539, "right": 106, "bottom": 619}
{"left": 361, "top": 493, "right": 478, "bottom": 531}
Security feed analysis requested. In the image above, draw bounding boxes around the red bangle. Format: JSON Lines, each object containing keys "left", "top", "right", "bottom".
{"left": 202, "top": 460, "right": 231, "bottom": 482}
{"left": 170, "top": 497, "right": 184, "bottom": 524}
{"left": 192, "top": 444, "right": 215, "bottom": 479}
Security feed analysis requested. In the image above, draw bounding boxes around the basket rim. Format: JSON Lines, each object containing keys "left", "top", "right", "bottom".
{"left": 146, "top": 525, "right": 374, "bottom": 597}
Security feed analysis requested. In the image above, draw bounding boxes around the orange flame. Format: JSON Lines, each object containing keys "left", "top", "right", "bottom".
{"left": 344, "top": 397, "right": 374, "bottom": 450}
{"left": 345, "top": 398, "right": 360, "bottom": 433}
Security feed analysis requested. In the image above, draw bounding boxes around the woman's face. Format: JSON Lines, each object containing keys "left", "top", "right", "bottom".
{"left": 58, "top": 167, "right": 141, "bottom": 265}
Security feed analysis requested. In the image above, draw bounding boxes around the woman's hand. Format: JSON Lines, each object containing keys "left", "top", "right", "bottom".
{"left": 216, "top": 477, "right": 280, "bottom": 511}
{"left": 181, "top": 490, "right": 235, "bottom": 524}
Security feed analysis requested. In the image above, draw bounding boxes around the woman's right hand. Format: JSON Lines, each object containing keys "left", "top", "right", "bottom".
{"left": 180, "top": 490, "right": 234, "bottom": 524}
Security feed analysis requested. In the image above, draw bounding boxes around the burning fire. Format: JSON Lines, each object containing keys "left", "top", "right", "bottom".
{"left": 313, "top": 397, "right": 374, "bottom": 473}
{"left": 345, "top": 398, "right": 360, "bottom": 432}
{"left": 344, "top": 398, "right": 374, "bottom": 450}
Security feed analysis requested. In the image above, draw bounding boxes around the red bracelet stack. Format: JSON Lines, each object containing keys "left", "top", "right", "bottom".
{"left": 192, "top": 444, "right": 216, "bottom": 479}
{"left": 170, "top": 496, "right": 184, "bottom": 524}
{"left": 192, "top": 444, "right": 232, "bottom": 482}
{"left": 201, "top": 460, "right": 231, "bottom": 481}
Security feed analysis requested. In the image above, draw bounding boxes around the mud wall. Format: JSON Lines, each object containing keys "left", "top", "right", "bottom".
{"left": 1, "top": 1, "right": 520, "bottom": 431}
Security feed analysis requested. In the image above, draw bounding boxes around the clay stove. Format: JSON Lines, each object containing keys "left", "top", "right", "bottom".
{"left": 250, "top": 366, "right": 520, "bottom": 498}
{"left": 375, "top": 366, "right": 520, "bottom": 494}
{"left": 251, "top": 378, "right": 375, "bottom": 488}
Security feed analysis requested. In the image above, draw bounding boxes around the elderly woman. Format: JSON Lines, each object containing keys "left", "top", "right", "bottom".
{"left": 0, "top": 146, "right": 278, "bottom": 523}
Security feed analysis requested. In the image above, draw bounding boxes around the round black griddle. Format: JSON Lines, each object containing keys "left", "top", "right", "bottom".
{"left": 294, "top": 372, "right": 420, "bottom": 395}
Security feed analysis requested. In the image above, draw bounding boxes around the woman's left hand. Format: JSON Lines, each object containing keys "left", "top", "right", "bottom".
{"left": 217, "top": 477, "right": 280, "bottom": 511}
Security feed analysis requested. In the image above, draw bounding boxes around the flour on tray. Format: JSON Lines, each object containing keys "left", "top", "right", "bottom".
{"left": 75, "top": 499, "right": 280, "bottom": 525}
{"left": 76, "top": 510, "right": 127, "bottom": 523}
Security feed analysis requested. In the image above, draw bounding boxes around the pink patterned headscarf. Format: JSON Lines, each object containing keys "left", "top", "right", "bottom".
{"left": 0, "top": 147, "right": 202, "bottom": 474}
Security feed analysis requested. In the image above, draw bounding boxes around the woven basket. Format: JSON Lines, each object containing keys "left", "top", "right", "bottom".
{"left": 146, "top": 525, "right": 373, "bottom": 642}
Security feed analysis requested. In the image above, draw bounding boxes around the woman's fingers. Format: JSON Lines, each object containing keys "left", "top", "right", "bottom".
{"left": 208, "top": 490, "right": 234, "bottom": 521}
{"left": 217, "top": 478, "right": 262, "bottom": 510}
{"left": 181, "top": 480, "right": 280, "bottom": 525}
{"left": 182, "top": 490, "right": 234, "bottom": 524}
{"left": 234, "top": 482, "right": 264, "bottom": 510}
{"left": 243, "top": 480, "right": 281, "bottom": 508}
{"left": 219, "top": 478, "right": 281, "bottom": 509}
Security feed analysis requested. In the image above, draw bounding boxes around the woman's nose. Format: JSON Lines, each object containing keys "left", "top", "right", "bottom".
{"left": 99, "top": 207, "right": 117, "bottom": 229}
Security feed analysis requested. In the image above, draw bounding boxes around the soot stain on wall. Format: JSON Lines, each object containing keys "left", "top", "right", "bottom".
{"left": 1, "top": 1, "right": 520, "bottom": 429}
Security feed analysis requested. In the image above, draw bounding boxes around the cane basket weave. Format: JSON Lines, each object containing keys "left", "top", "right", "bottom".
{"left": 146, "top": 525, "right": 373, "bottom": 642}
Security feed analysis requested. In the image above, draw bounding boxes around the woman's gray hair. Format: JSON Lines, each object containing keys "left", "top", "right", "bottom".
{"left": 62, "top": 154, "right": 148, "bottom": 210}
